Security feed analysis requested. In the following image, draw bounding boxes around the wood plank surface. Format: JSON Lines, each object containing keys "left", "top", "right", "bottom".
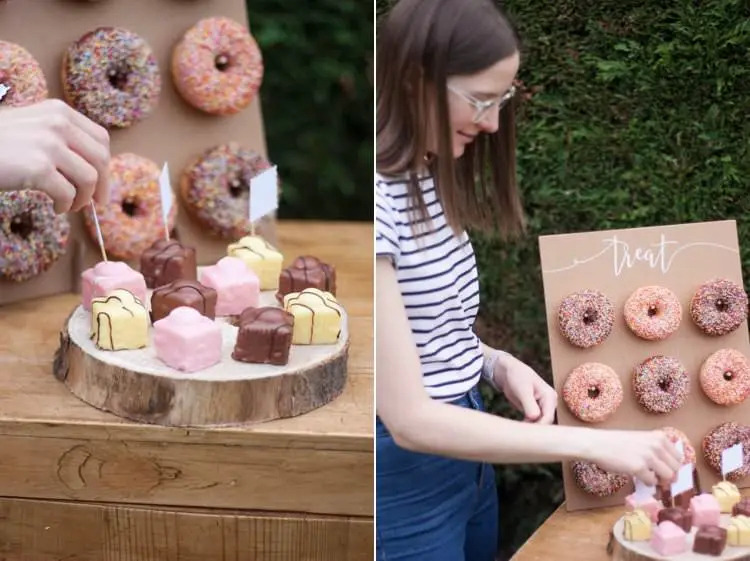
{"left": 0, "top": 221, "right": 374, "bottom": 516}
{"left": 0, "top": 496, "right": 373, "bottom": 561}
{"left": 509, "top": 488, "right": 750, "bottom": 561}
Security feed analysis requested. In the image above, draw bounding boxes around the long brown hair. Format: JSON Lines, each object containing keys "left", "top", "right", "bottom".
{"left": 377, "top": 0, "right": 526, "bottom": 239}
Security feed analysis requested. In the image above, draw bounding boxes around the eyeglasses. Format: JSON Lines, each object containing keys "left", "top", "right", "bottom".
{"left": 446, "top": 84, "right": 516, "bottom": 124}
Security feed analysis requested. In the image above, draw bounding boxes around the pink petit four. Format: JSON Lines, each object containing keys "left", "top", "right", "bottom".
{"left": 81, "top": 261, "right": 147, "bottom": 311}
{"left": 625, "top": 493, "right": 662, "bottom": 523}
{"left": 199, "top": 256, "right": 260, "bottom": 316}
{"left": 153, "top": 307, "right": 222, "bottom": 373}
{"left": 690, "top": 493, "right": 721, "bottom": 527}
{"left": 650, "top": 521, "right": 688, "bottom": 557}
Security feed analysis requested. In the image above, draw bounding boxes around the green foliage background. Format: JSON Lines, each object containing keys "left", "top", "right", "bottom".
{"left": 378, "top": 0, "right": 750, "bottom": 559}
{"left": 248, "top": 0, "right": 373, "bottom": 221}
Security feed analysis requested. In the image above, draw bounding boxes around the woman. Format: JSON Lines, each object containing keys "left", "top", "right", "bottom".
{"left": 0, "top": 98, "right": 110, "bottom": 212}
{"left": 375, "top": 1, "right": 681, "bottom": 559}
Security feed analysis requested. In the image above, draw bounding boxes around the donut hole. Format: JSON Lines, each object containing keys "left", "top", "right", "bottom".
{"left": 10, "top": 211, "right": 34, "bottom": 239}
{"left": 121, "top": 198, "right": 140, "bottom": 217}
{"left": 107, "top": 65, "right": 129, "bottom": 90}
{"left": 587, "top": 386, "right": 600, "bottom": 399}
{"left": 647, "top": 304, "right": 659, "bottom": 317}
{"left": 724, "top": 370, "right": 735, "bottom": 382}
{"left": 715, "top": 298, "right": 729, "bottom": 312}
{"left": 582, "top": 309, "right": 598, "bottom": 325}
{"left": 215, "top": 54, "right": 231, "bottom": 72}
{"left": 228, "top": 177, "right": 248, "bottom": 198}
{"left": 658, "top": 377, "right": 672, "bottom": 393}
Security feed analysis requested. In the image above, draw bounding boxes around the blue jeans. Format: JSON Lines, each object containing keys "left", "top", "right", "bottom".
{"left": 376, "top": 385, "right": 499, "bottom": 561}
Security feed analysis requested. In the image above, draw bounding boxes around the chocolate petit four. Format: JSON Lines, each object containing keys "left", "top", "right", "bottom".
{"left": 153, "top": 307, "right": 222, "bottom": 373}
{"left": 90, "top": 288, "right": 149, "bottom": 351}
{"left": 277, "top": 256, "right": 336, "bottom": 302}
{"left": 693, "top": 525, "right": 727, "bottom": 556}
{"left": 140, "top": 239, "right": 197, "bottom": 288}
{"left": 657, "top": 506, "right": 692, "bottom": 532}
{"left": 728, "top": 515, "right": 750, "bottom": 546}
{"left": 150, "top": 279, "right": 217, "bottom": 323}
{"left": 232, "top": 307, "right": 294, "bottom": 366}
{"left": 227, "top": 235, "right": 283, "bottom": 291}
{"left": 733, "top": 496, "right": 750, "bottom": 517}
{"left": 284, "top": 288, "right": 343, "bottom": 345}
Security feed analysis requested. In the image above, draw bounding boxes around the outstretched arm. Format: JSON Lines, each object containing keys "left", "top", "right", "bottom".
{"left": 376, "top": 257, "right": 681, "bottom": 485}
{"left": 0, "top": 99, "right": 110, "bottom": 213}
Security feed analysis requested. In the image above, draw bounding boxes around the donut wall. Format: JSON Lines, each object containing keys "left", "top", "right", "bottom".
{"left": 0, "top": 0, "right": 276, "bottom": 306}
{"left": 538, "top": 219, "right": 750, "bottom": 512}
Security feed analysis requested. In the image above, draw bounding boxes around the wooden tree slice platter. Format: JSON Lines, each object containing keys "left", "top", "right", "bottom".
{"left": 53, "top": 285, "right": 349, "bottom": 427}
{"left": 610, "top": 515, "right": 750, "bottom": 561}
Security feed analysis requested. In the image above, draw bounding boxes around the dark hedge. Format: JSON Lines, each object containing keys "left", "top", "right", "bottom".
{"left": 378, "top": 0, "right": 750, "bottom": 559}
{"left": 248, "top": 1, "right": 373, "bottom": 221}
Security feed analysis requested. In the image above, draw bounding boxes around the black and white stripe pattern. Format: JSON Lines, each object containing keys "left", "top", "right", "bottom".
{"left": 376, "top": 173, "right": 482, "bottom": 401}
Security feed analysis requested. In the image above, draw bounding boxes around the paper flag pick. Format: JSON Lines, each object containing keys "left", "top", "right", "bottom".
{"left": 671, "top": 463, "right": 694, "bottom": 496}
{"left": 158, "top": 162, "right": 172, "bottom": 241}
{"left": 633, "top": 477, "right": 655, "bottom": 500}
{"left": 722, "top": 443, "right": 743, "bottom": 477}
{"left": 249, "top": 166, "right": 278, "bottom": 223}
{"left": 89, "top": 201, "right": 107, "bottom": 262}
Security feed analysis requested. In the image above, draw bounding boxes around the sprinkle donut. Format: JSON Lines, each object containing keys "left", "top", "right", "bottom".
{"left": 699, "top": 348, "right": 750, "bottom": 406}
{"left": 661, "top": 426, "right": 696, "bottom": 465}
{"left": 0, "top": 41, "right": 48, "bottom": 107}
{"left": 623, "top": 285, "right": 682, "bottom": 341}
{"left": 557, "top": 290, "right": 615, "bottom": 348}
{"left": 562, "top": 362, "right": 623, "bottom": 423}
{"left": 690, "top": 278, "right": 748, "bottom": 336}
{"left": 703, "top": 422, "right": 750, "bottom": 482}
{"left": 179, "top": 142, "right": 274, "bottom": 240}
{"left": 62, "top": 27, "right": 161, "bottom": 129}
{"left": 172, "top": 16, "right": 264, "bottom": 115}
{"left": 632, "top": 355, "right": 690, "bottom": 414}
{"left": 0, "top": 191, "right": 70, "bottom": 282}
{"left": 571, "top": 461, "right": 629, "bottom": 497}
{"left": 83, "top": 153, "right": 177, "bottom": 261}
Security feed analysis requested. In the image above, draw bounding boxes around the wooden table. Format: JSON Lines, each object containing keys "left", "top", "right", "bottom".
{"left": 510, "top": 490, "right": 750, "bottom": 561}
{"left": 0, "top": 221, "right": 373, "bottom": 561}
{"left": 509, "top": 503, "right": 621, "bottom": 561}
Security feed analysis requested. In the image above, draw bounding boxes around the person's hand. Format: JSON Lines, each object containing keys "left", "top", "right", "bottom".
{"left": 589, "top": 429, "right": 682, "bottom": 487}
{"left": 0, "top": 98, "right": 110, "bottom": 213}
{"left": 494, "top": 353, "right": 557, "bottom": 424}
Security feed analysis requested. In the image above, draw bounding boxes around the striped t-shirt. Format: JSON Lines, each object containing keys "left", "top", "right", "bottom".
{"left": 375, "top": 171, "right": 483, "bottom": 401}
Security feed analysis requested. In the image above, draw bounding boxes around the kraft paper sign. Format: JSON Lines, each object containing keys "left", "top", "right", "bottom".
{"left": 538, "top": 220, "right": 750, "bottom": 512}
{"left": 0, "top": 0, "right": 274, "bottom": 306}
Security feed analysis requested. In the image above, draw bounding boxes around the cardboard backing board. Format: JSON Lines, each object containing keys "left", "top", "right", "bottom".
{"left": 0, "top": 0, "right": 275, "bottom": 306}
{"left": 538, "top": 220, "right": 750, "bottom": 512}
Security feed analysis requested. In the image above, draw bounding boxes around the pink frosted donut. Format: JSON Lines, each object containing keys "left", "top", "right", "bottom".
{"left": 557, "top": 289, "right": 615, "bottom": 348}
{"left": 0, "top": 40, "right": 48, "bottom": 107}
{"left": 562, "top": 362, "right": 623, "bottom": 423}
{"left": 661, "top": 426, "right": 696, "bottom": 465}
{"left": 624, "top": 286, "right": 682, "bottom": 341}
{"left": 699, "top": 348, "right": 750, "bottom": 406}
{"left": 83, "top": 153, "right": 177, "bottom": 261}
{"left": 171, "top": 16, "right": 264, "bottom": 115}
{"left": 690, "top": 278, "right": 748, "bottom": 336}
